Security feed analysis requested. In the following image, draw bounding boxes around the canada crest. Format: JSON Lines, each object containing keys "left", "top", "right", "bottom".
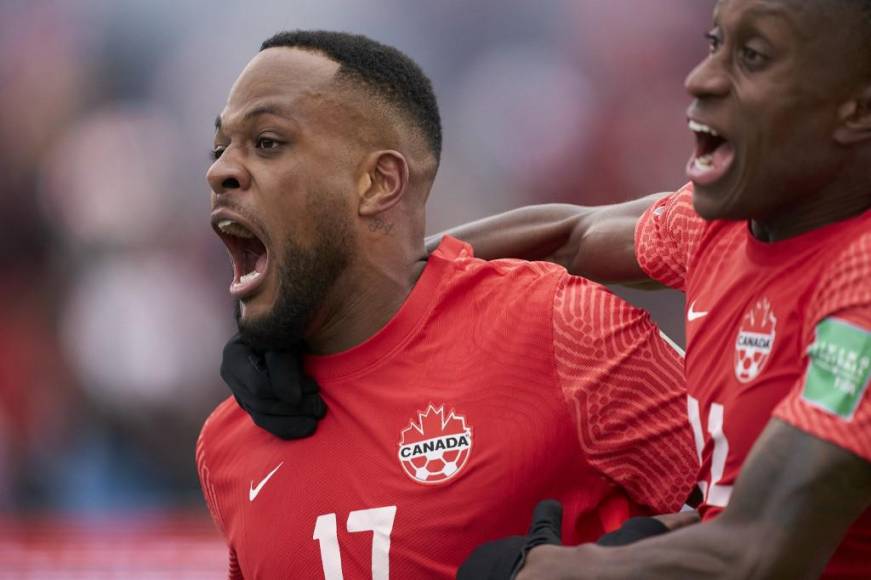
{"left": 398, "top": 404, "right": 472, "bottom": 485}
{"left": 734, "top": 297, "right": 777, "bottom": 383}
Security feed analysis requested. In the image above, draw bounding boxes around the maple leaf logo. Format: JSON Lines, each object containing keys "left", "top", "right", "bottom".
{"left": 400, "top": 405, "right": 468, "bottom": 445}
{"left": 397, "top": 404, "right": 473, "bottom": 485}
{"left": 743, "top": 297, "right": 777, "bottom": 334}
{"left": 735, "top": 297, "right": 778, "bottom": 383}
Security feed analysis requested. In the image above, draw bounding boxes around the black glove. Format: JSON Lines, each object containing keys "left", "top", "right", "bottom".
{"left": 457, "top": 502, "right": 672, "bottom": 580}
{"left": 220, "top": 334, "right": 326, "bottom": 439}
{"left": 457, "top": 499, "right": 563, "bottom": 580}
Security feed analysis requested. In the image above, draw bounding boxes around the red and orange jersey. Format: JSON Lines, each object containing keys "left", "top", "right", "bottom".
{"left": 197, "top": 237, "right": 695, "bottom": 579}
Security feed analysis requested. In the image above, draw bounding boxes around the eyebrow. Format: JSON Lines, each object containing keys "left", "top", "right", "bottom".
{"left": 742, "top": 3, "right": 807, "bottom": 38}
{"left": 214, "top": 104, "right": 291, "bottom": 131}
{"left": 713, "top": 0, "right": 796, "bottom": 22}
{"left": 745, "top": 4, "right": 794, "bottom": 21}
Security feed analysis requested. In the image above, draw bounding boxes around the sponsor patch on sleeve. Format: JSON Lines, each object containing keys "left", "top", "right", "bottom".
{"left": 801, "top": 318, "right": 871, "bottom": 421}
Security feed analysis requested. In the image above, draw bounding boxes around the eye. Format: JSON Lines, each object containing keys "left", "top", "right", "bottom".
{"left": 211, "top": 145, "right": 225, "bottom": 160}
{"left": 739, "top": 45, "right": 768, "bottom": 69}
{"left": 256, "top": 136, "right": 281, "bottom": 151}
{"left": 704, "top": 29, "right": 722, "bottom": 54}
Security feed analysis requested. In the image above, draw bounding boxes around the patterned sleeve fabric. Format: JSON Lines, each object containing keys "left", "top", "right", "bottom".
{"left": 774, "top": 234, "right": 871, "bottom": 462}
{"left": 196, "top": 418, "right": 245, "bottom": 579}
{"left": 634, "top": 183, "right": 706, "bottom": 291}
{"left": 552, "top": 273, "right": 698, "bottom": 512}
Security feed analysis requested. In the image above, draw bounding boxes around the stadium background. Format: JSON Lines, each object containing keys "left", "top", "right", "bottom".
{"left": 0, "top": 0, "right": 710, "bottom": 576}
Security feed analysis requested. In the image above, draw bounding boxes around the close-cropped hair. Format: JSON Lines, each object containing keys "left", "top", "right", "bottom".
{"left": 261, "top": 30, "right": 442, "bottom": 162}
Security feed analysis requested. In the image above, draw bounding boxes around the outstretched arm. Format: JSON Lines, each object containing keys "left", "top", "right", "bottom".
{"left": 518, "top": 419, "right": 871, "bottom": 579}
{"left": 426, "top": 193, "right": 667, "bottom": 286}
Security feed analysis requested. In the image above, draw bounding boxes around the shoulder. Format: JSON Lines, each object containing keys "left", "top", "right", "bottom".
{"left": 197, "top": 396, "right": 248, "bottom": 466}
{"left": 433, "top": 236, "right": 568, "bottom": 300}
{"left": 202, "top": 395, "right": 243, "bottom": 433}
{"left": 435, "top": 235, "right": 566, "bottom": 277}
{"left": 554, "top": 273, "right": 642, "bottom": 318}
{"left": 820, "top": 218, "right": 871, "bottom": 283}
{"left": 552, "top": 274, "right": 666, "bottom": 355}
{"left": 808, "top": 215, "right": 871, "bottom": 323}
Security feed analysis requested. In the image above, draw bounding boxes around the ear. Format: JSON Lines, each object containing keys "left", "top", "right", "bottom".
{"left": 356, "top": 150, "right": 409, "bottom": 217}
{"left": 835, "top": 84, "right": 871, "bottom": 145}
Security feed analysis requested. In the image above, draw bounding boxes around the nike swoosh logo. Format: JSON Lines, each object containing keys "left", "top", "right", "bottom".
{"left": 687, "top": 301, "right": 708, "bottom": 322}
{"left": 249, "top": 462, "right": 283, "bottom": 502}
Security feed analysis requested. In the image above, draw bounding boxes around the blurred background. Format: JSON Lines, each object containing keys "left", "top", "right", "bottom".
{"left": 0, "top": 0, "right": 710, "bottom": 576}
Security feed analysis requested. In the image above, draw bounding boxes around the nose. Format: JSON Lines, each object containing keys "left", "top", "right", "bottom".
{"left": 206, "top": 147, "right": 251, "bottom": 195}
{"left": 685, "top": 52, "right": 730, "bottom": 100}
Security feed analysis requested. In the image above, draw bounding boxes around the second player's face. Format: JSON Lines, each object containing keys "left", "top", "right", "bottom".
{"left": 207, "top": 48, "right": 359, "bottom": 340}
{"left": 683, "top": 0, "right": 864, "bottom": 222}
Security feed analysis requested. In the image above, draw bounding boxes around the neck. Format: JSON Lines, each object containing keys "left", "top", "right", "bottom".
{"left": 750, "top": 169, "right": 871, "bottom": 242}
{"left": 303, "top": 243, "right": 427, "bottom": 355}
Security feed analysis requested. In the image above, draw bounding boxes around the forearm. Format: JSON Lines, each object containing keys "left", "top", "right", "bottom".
{"left": 428, "top": 193, "right": 665, "bottom": 285}
{"left": 426, "top": 204, "right": 585, "bottom": 266}
{"left": 520, "top": 421, "right": 871, "bottom": 580}
{"left": 520, "top": 520, "right": 746, "bottom": 580}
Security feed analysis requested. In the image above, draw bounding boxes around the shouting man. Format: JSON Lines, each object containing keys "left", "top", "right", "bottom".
{"left": 196, "top": 31, "right": 697, "bottom": 579}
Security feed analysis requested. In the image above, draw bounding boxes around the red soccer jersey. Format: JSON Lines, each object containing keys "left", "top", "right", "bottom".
{"left": 636, "top": 185, "right": 871, "bottom": 578}
{"left": 197, "top": 236, "right": 696, "bottom": 579}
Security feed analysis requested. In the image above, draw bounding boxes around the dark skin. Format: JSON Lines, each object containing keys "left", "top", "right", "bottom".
{"left": 427, "top": 194, "right": 664, "bottom": 287}
{"left": 686, "top": 0, "right": 871, "bottom": 240}
{"left": 208, "top": 47, "right": 434, "bottom": 355}
{"left": 519, "top": 421, "right": 871, "bottom": 580}
{"left": 436, "top": 0, "right": 871, "bottom": 576}
{"left": 433, "top": 0, "right": 871, "bottom": 250}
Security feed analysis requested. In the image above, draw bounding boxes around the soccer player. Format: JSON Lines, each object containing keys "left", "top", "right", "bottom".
{"left": 196, "top": 31, "right": 697, "bottom": 579}
{"left": 446, "top": 0, "right": 871, "bottom": 578}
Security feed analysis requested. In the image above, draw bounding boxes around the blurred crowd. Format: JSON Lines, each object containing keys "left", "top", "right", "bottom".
{"left": 0, "top": 0, "right": 710, "bottom": 522}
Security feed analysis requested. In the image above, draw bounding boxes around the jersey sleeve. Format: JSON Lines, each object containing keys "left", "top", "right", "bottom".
{"left": 552, "top": 273, "right": 698, "bottom": 512}
{"left": 196, "top": 422, "right": 245, "bottom": 580}
{"left": 634, "top": 183, "right": 706, "bottom": 291}
{"left": 774, "top": 236, "right": 871, "bottom": 462}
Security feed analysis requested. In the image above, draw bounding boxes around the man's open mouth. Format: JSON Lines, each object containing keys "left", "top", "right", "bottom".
{"left": 687, "top": 119, "right": 735, "bottom": 186}
{"left": 212, "top": 213, "right": 269, "bottom": 299}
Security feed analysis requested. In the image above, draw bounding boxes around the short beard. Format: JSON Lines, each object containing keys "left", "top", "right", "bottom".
{"left": 236, "top": 195, "right": 354, "bottom": 351}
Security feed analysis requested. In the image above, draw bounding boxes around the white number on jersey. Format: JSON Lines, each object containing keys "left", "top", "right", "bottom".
{"left": 313, "top": 506, "right": 398, "bottom": 580}
{"left": 687, "top": 396, "right": 733, "bottom": 508}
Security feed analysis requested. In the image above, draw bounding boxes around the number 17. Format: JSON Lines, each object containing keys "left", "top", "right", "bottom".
{"left": 313, "top": 506, "right": 397, "bottom": 580}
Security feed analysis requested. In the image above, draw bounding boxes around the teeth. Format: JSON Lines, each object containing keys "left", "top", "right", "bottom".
{"left": 695, "top": 154, "right": 713, "bottom": 168}
{"left": 239, "top": 271, "right": 260, "bottom": 284}
{"left": 688, "top": 120, "right": 720, "bottom": 137}
{"left": 217, "top": 219, "right": 255, "bottom": 239}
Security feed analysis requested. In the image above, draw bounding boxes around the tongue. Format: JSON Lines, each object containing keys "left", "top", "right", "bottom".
{"left": 687, "top": 142, "right": 735, "bottom": 186}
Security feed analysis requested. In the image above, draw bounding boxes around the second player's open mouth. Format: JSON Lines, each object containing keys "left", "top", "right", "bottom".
{"left": 686, "top": 119, "right": 735, "bottom": 186}
{"left": 212, "top": 214, "right": 270, "bottom": 299}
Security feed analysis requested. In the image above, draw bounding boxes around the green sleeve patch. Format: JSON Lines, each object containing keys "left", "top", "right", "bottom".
{"left": 801, "top": 317, "right": 871, "bottom": 421}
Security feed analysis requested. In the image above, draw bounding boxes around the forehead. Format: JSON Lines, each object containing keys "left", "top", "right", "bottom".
{"left": 714, "top": 0, "right": 813, "bottom": 28}
{"left": 220, "top": 47, "right": 342, "bottom": 125}
{"left": 713, "top": 0, "right": 868, "bottom": 73}
{"left": 714, "top": 0, "right": 855, "bottom": 32}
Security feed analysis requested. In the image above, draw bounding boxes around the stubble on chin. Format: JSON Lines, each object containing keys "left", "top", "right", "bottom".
{"left": 234, "top": 197, "right": 355, "bottom": 352}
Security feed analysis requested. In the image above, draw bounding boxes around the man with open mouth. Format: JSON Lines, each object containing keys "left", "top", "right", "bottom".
{"left": 195, "top": 30, "right": 700, "bottom": 580}
{"left": 446, "top": 0, "right": 871, "bottom": 578}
